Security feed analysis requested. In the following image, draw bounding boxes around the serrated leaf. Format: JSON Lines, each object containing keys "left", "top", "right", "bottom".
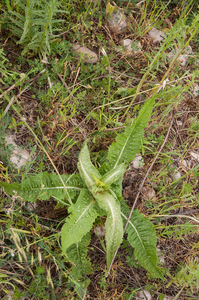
{"left": 0, "top": 172, "right": 83, "bottom": 203}
{"left": 107, "top": 96, "right": 155, "bottom": 169}
{"left": 66, "top": 232, "right": 92, "bottom": 280}
{"left": 61, "top": 189, "right": 99, "bottom": 254}
{"left": 77, "top": 142, "right": 101, "bottom": 192}
{"left": 95, "top": 191, "right": 123, "bottom": 269}
{"left": 121, "top": 200, "right": 164, "bottom": 279}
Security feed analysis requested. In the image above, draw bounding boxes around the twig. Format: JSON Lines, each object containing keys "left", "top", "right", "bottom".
{"left": 106, "top": 112, "right": 175, "bottom": 277}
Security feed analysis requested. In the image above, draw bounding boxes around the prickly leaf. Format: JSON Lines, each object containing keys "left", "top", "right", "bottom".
{"left": 0, "top": 172, "right": 83, "bottom": 203}
{"left": 66, "top": 233, "right": 92, "bottom": 280}
{"left": 107, "top": 96, "right": 155, "bottom": 169}
{"left": 121, "top": 200, "right": 164, "bottom": 279}
{"left": 77, "top": 142, "right": 101, "bottom": 192}
{"left": 100, "top": 162, "right": 127, "bottom": 186}
{"left": 95, "top": 191, "right": 123, "bottom": 269}
{"left": 61, "top": 189, "right": 99, "bottom": 254}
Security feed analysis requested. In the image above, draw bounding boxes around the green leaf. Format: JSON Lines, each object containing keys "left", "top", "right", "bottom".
{"left": 107, "top": 96, "right": 155, "bottom": 169}
{"left": 61, "top": 189, "right": 99, "bottom": 254}
{"left": 95, "top": 191, "right": 123, "bottom": 269}
{"left": 100, "top": 162, "right": 127, "bottom": 186}
{"left": 0, "top": 172, "right": 83, "bottom": 203}
{"left": 121, "top": 200, "right": 164, "bottom": 279}
{"left": 66, "top": 232, "right": 92, "bottom": 280}
{"left": 77, "top": 142, "right": 101, "bottom": 192}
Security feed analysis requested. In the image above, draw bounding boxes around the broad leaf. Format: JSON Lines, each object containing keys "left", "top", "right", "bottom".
{"left": 66, "top": 232, "right": 92, "bottom": 280}
{"left": 100, "top": 162, "right": 127, "bottom": 186}
{"left": 107, "top": 96, "right": 155, "bottom": 169}
{"left": 77, "top": 142, "right": 101, "bottom": 192}
{"left": 61, "top": 189, "right": 99, "bottom": 254}
{"left": 95, "top": 191, "right": 123, "bottom": 269}
{"left": 0, "top": 172, "right": 83, "bottom": 203}
{"left": 121, "top": 200, "right": 164, "bottom": 279}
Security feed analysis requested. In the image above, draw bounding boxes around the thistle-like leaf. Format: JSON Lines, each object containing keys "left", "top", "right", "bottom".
{"left": 121, "top": 200, "right": 164, "bottom": 279}
{"left": 77, "top": 142, "right": 101, "bottom": 192}
{"left": 100, "top": 162, "right": 127, "bottom": 186}
{"left": 0, "top": 172, "right": 83, "bottom": 203}
{"left": 61, "top": 189, "right": 99, "bottom": 254}
{"left": 107, "top": 96, "right": 155, "bottom": 169}
{"left": 66, "top": 232, "right": 92, "bottom": 280}
{"left": 95, "top": 191, "right": 123, "bottom": 269}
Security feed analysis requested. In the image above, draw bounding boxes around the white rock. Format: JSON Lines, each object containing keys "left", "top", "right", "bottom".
{"left": 137, "top": 290, "right": 152, "bottom": 300}
{"left": 108, "top": 10, "right": 127, "bottom": 34}
{"left": 148, "top": 27, "right": 165, "bottom": 43}
{"left": 5, "top": 135, "right": 31, "bottom": 169}
{"left": 142, "top": 186, "right": 156, "bottom": 200}
{"left": 95, "top": 225, "right": 105, "bottom": 237}
{"left": 163, "top": 297, "right": 173, "bottom": 300}
{"left": 173, "top": 169, "right": 181, "bottom": 181}
{"left": 157, "top": 247, "right": 165, "bottom": 264}
{"left": 176, "top": 120, "right": 183, "bottom": 127}
{"left": 72, "top": 43, "right": 98, "bottom": 64}
{"left": 190, "top": 151, "right": 199, "bottom": 162}
{"left": 193, "top": 84, "right": 199, "bottom": 96}
{"left": 168, "top": 45, "right": 193, "bottom": 66}
{"left": 130, "top": 154, "right": 144, "bottom": 169}
{"left": 177, "top": 45, "right": 193, "bottom": 66}
{"left": 122, "top": 39, "right": 142, "bottom": 56}
{"left": 26, "top": 202, "right": 37, "bottom": 212}
{"left": 178, "top": 158, "right": 191, "bottom": 169}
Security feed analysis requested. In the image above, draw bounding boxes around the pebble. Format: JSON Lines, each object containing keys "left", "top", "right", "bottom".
{"left": 193, "top": 84, "right": 199, "bottom": 96}
{"left": 72, "top": 43, "right": 98, "bottom": 64}
{"left": 142, "top": 186, "right": 156, "bottom": 200}
{"left": 95, "top": 225, "right": 105, "bottom": 237}
{"left": 173, "top": 169, "right": 181, "bottom": 181}
{"left": 190, "top": 151, "right": 199, "bottom": 162}
{"left": 122, "top": 39, "right": 142, "bottom": 56}
{"left": 168, "top": 45, "right": 193, "bottom": 66}
{"left": 157, "top": 247, "right": 165, "bottom": 264}
{"left": 130, "top": 154, "right": 144, "bottom": 169}
{"left": 107, "top": 10, "right": 127, "bottom": 34}
{"left": 137, "top": 290, "right": 152, "bottom": 300}
{"left": 5, "top": 135, "right": 31, "bottom": 169}
{"left": 148, "top": 27, "right": 165, "bottom": 43}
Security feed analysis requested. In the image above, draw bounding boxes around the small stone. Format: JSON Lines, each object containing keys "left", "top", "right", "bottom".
{"left": 95, "top": 225, "right": 105, "bottom": 237}
{"left": 190, "top": 151, "right": 199, "bottom": 162}
{"left": 168, "top": 45, "right": 193, "bottom": 66}
{"left": 148, "top": 27, "right": 165, "bottom": 43}
{"left": 176, "top": 120, "right": 183, "bottom": 126}
{"left": 142, "top": 186, "right": 156, "bottom": 200}
{"left": 193, "top": 84, "right": 199, "bottom": 96}
{"left": 108, "top": 10, "right": 127, "bottom": 34}
{"left": 5, "top": 135, "right": 31, "bottom": 169}
{"left": 137, "top": 290, "right": 152, "bottom": 300}
{"left": 122, "top": 39, "right": 142, "bottom": 56}
{"left": 177, "top": 45, "right": 193, "bottom": 66}
{"left": 72, "top": 43, "right": 98, "bottom": 64}
{"left": 157, "top": 247, "right": 165, "bottom": 264}
{"left": 26, "top": 202, "right": 37, "bottom": 212}
{"left": 173, "top": 169, "right": 181, "bottom": 181}
{"left": 130, "top": 154, "right": 144, "bottom": 169}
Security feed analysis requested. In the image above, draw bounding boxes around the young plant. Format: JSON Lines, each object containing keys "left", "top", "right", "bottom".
{"left": 0, "top": 94, "right": 164, "bottom": 280}
{"left": 6, "top": 0, "right": 68, "bottom": 56}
